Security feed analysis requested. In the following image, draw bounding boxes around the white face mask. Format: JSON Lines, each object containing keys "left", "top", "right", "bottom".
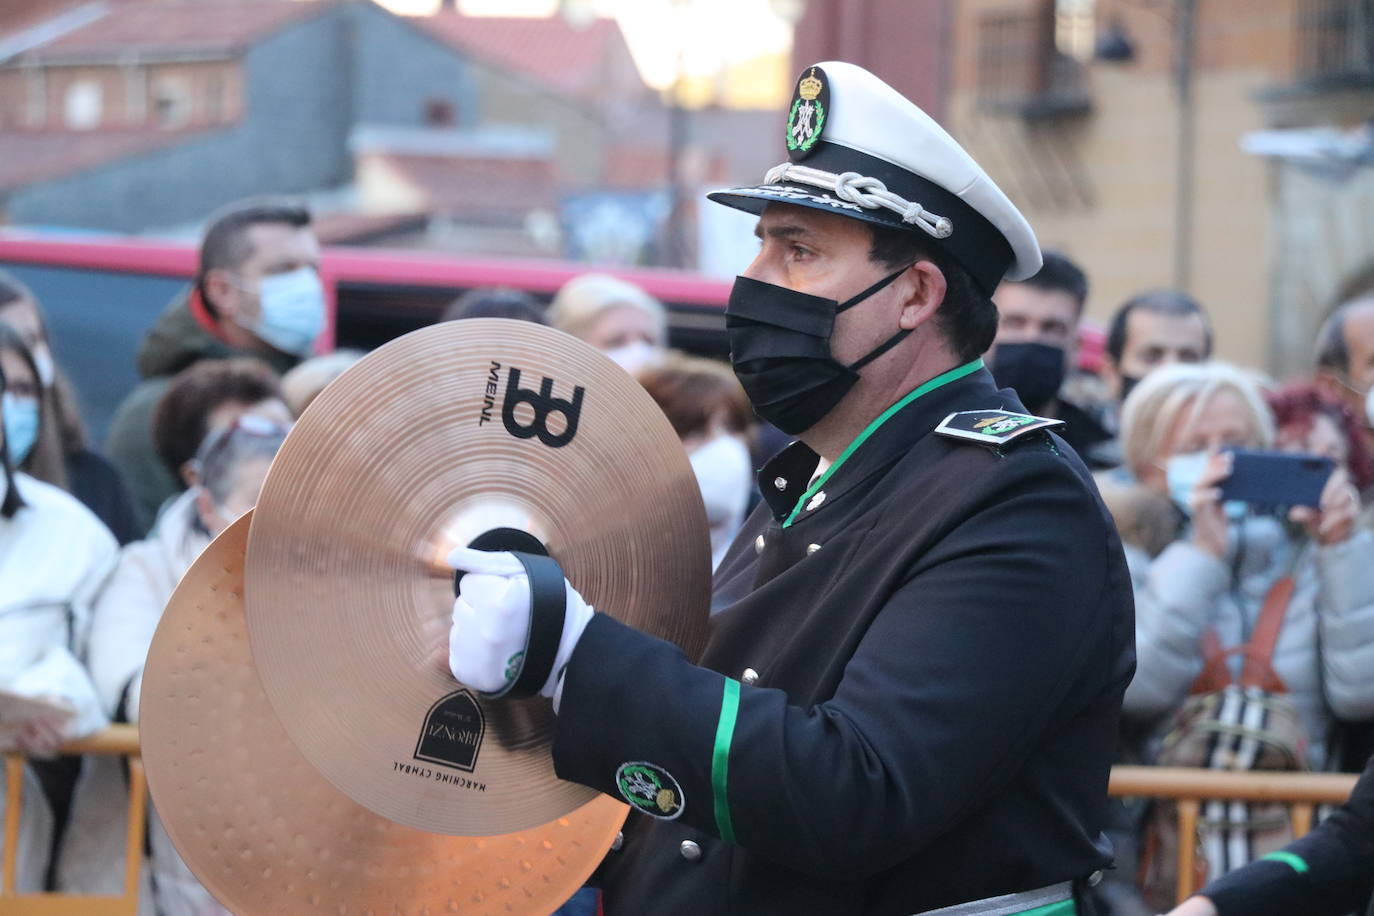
{"left": 1364, "top": 385, "right": 1374, "bottom": 429}
{"left": 604, "top": 341, "right": 662, "bottom": 375}
{"left": 239, "top": 267, "right": 326, "bottom": 357}
{"left": 689, "top": 433, "right": 753, "bottom": 524}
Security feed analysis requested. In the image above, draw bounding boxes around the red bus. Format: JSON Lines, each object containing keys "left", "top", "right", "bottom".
{"left": 0, "top": 233, "right": 730, "bottom": 443}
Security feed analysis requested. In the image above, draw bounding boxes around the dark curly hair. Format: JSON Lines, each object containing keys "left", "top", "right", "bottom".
{"left": 1265, "top": 381, "right": 1374, "bottom": 492}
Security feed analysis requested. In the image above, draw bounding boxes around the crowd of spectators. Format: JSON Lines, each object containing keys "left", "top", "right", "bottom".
{"left": 992, "top": 251, "right": 1374, "bottom": 913}
{"left": 2, "top": 198, "right": 1373, "bottom": 912}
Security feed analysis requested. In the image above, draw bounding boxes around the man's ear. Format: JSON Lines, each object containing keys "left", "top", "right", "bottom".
{"left": 202, "top": 268, "right": 239, "bottom": 322}
{"left": 896, "top": 260, "right": 947, "bottom": 331}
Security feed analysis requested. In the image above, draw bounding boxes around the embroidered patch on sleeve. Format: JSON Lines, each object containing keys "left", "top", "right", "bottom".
{"left": 615, "top": 761, "right": 685, "bottom": 820}
{"left": 934, "top": 409, "right": 1065, "bottom": 446}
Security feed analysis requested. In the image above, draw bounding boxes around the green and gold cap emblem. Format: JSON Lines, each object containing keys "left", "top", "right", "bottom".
{"left": 786, "top": 65, "right": 829, "bottom": 161}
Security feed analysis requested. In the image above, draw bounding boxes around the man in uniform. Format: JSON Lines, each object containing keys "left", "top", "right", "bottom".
{"left": 448, "top": 62, "right": 1136, "bottom": 915}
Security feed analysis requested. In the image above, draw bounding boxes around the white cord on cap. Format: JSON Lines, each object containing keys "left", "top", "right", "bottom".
{"left": 762, "top": 162, "right": 954, "bottom": 239}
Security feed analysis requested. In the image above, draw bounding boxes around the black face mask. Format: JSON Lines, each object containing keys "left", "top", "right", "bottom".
{"left": 989, "top": 341, "right": 1066, "bottom": 414}
{"left": 725, "top": 268, "right": 911, "bottom": 435}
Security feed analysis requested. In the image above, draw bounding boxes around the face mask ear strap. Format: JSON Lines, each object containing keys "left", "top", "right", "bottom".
{"left": 835, "top": 264, "right": 912, "bottom": 313}
{"left": 847, "top": 329, "right": 912, "bottom": 371}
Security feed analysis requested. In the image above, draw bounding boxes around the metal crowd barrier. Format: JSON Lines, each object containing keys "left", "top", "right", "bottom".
{"left": 0, "top": 731, "right": 1363, "bottom": 913}
{"left": 1, "top": 725, "right": 143, "bottom": 916}
{"left": 1109, "top": 764, "right": 1361, "bottom": 905}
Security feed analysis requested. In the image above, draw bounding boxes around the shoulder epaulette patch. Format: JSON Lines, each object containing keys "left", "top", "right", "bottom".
{"left": 935, "top": 409, "right": 1065, "bottom": 446}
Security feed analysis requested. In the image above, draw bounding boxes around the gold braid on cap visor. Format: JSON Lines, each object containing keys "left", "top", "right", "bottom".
{"left": 762, "top": 162, "right": 955, "bottom": 240}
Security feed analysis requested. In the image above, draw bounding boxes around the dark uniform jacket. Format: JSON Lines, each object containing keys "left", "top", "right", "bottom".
{"left": 552, "top": 365, "right": 1136, "bottom": 915}
{"left": 1204, "top": 753, "right": 1374, "bottom": 916}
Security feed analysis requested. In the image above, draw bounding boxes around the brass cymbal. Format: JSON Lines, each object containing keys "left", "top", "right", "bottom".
{"left": 141, "top": 511, "right": 629, "bottom": 915}
{"left": 245, "top": 320, "right": 712, "bottom": 835}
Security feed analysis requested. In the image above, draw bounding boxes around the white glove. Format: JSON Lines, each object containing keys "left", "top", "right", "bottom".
{"left": 446, "top": 547, "right": 594, "bottom": 707}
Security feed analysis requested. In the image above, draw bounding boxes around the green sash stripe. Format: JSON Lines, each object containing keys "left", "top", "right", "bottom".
{"left": 782, "top": 358, "right": 984, "bottom": 528}
{"left": 1261, "top": 850, "right": 1309, "bottom": 873}
{"left": 1019, "top": 900, "right": 1076, "bottom": 916}
{"left": 711, "top": 677, "right": 741, "bottom": 844}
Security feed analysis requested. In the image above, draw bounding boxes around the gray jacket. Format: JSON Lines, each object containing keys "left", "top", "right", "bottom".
{"left": 1123, "top": 516, "right": 1374, "bottom": 768}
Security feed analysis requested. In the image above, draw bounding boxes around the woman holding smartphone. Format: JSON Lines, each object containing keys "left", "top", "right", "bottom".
{"left": 1107, "top": 362, "right": 1374, "bottom": 903}
{"left": 1115, "top": 361, "right": 1374, "bottom": 761}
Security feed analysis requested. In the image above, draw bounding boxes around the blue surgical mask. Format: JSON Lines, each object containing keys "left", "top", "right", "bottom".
{"left": 242, "top": 267, "right": 326, "bottom": 357}
{"left": 2, "top": 392, "right": 40, "bottom": 466}
{"left": 1165, "top": 450, "right": 1246, "bottom": 520}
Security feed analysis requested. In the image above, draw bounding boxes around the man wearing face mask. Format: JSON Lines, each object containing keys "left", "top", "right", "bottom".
{"left": 106, "top": 198, "right": 324, "bottom": 531}
{"left": 443, "top": 62, "right": 1135, "bottom": 915}
{"left": 1314, "top": 294, "right": 1374, "bottom": 470}
{"left": 1103, "top": 290, "right": 1212, "bottom": 410}
{"left": 989, "top": 251, "right": 1115, "bottom": 468}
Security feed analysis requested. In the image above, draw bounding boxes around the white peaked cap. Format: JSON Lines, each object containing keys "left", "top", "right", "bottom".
{"left": 709, "top": 61, "right": 1041, "bottom": 293}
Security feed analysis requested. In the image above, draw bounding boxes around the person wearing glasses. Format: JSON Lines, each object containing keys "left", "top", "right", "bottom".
{"left": 58, "top": 416, "right": 288, "bottom": 914}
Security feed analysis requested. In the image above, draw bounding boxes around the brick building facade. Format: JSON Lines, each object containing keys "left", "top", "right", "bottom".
{"left": 794, "top": 0, "right": 1374, "bottom": 376}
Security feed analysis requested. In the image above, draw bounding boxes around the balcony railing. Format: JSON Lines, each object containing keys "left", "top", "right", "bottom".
{"left": 977, "top": 10, "right": 1093, "bottom": 120}
{"left": 1295, "top": 0, "right": 1374, "bottom": 87}
{"left": 0, "top": 729, "right": 1362, "bottom": 912}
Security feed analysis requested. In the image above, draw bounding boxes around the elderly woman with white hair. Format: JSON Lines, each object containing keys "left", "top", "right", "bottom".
{"left": 546, "top": 273, "right": 667, "bottom": 373}
{"left": 1116, "top": 361, "right": 1374, "bottom": 766}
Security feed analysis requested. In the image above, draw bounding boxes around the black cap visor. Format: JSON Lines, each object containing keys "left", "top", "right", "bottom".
{"left": 707, "top": 141, "right": 1013, "bottom": 295}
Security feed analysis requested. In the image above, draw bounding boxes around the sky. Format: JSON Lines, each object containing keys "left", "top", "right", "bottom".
{"left": 373, "top": 0, "right": 794, "bottom": 90}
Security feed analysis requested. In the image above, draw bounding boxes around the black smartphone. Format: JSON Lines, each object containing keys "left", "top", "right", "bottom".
{"left": 1219, "top": 449, "right": 1334, "bottom": 509}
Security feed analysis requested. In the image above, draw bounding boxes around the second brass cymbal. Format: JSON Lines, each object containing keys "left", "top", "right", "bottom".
{"left": 141, "top": 512, "right": 628, "bottom": 915}
{"left": 245, "top": 320, "right": 712, "bottom": 835}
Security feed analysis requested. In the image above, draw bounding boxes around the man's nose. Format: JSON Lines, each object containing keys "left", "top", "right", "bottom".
{"left": 741, "top": 249, "right": 770, "bottom": 283}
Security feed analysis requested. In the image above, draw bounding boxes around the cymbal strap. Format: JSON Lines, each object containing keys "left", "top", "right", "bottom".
{"left": 481, "top": 551, "right": 567, "bottom": 700}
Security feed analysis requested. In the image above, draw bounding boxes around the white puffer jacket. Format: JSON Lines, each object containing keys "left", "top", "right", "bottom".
{"left": 1123, "top": 514, "right": 1374, "bottom": 769}
{"left": 57, "top": 490, "right": 227, "bottom": 916}
{"left": 0, "top": 474, "right": 116, "bottom": 891}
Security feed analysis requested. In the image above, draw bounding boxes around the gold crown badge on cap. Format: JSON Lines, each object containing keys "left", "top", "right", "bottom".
{"left": 788, "top": 65, "right": 828, "bottom": 159}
